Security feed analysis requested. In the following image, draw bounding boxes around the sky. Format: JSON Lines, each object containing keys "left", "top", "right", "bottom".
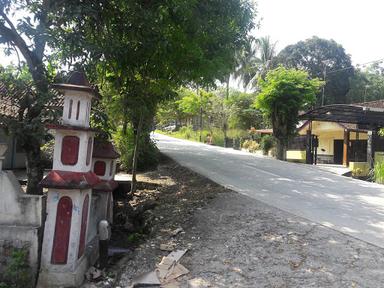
{"left": 255, "top": 0, "right": 384, "bottom": 66}
{"left": 1, "top": 1, "right": 383, "bottom": 68}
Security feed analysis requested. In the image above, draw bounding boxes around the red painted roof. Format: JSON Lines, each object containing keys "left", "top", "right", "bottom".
{"left": 46, "top": 123, "right": 99, "bottom": 132}
{"left": 93, "top": 141, "right": 120, "bottom": 159}
{"left": 52, "top": 71, "right": 101, "bottom": 99}
{"left": 40, "top": 170, "right": 101, "bottom": 189}
{"left": 93, "top": 180, "right": 118, "bottom": 192}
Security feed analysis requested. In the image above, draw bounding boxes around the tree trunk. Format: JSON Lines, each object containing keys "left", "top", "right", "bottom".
{"left": 275, "top": 138, "right": 286, "bottom": 161}
{"left": 224, "top": 75, "right": 230, "bottom": 147}
{"left": 25, "top": 145, "right": 43, "bottom": 195}
{"left": 131, "top": 113, "right": 144, "bottom": 193}
{"left": 223, "top": 122, "right": 228, "bottom": 147}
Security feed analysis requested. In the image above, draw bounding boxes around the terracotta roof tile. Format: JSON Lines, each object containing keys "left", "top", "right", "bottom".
{"left": 40, "top": 170, "right": 101, "bottom": 189}
{"left": 93, "top": 141, "right": 120, "bottom": 159}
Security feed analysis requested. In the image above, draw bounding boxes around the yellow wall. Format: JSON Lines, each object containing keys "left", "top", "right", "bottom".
{"left": 298, "top": 121, "right": 367, "bottom": 156}
{"left": 286, "top": 150, "right": 306, "bottom": 162}
{"left": 349, "top": 162, "right": 370, "bottom": 177}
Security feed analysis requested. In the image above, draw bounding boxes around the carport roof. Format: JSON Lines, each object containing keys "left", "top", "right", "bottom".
{"left": 300, "top": 104, "right": 384, "bottom": 128}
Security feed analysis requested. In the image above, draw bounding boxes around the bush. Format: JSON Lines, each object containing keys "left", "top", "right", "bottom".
{"left": 242, "top": 140, "right": 260, "bottom": 153}
{"left": 0, "top": 247, "right": 33, "bottom": 288}
{"left": 113, "top": 128, "right": 159, "bottom": 172}
{"left": 242, "top": 139, "right": 251, "bottom": 149}
{"left": 260, "top": 135, "right": 275, "bottom": 155}
{"left": 178, "top": 126, "right": 193, "bottom": 139}
{"left": 248, "top": 141, "right": 260, "bottom": 153}
{"left": 373, "top": 161, "right": 384, "bottom": 183}
{"left": 227, "top": 129, "right": 248, "bottom": 140}
{"left": 41, "top": 139, "right": 55, "bottom": 169}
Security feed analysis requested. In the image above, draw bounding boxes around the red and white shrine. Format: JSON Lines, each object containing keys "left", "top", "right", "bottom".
{"left": 85, "top": 141, "right": 119, "bottom": 258}
{"left": 38, "top": 72, "right": 102, "bottom": 287}
{"left": 92, "top": 140, "right": 119, "bottom": 224}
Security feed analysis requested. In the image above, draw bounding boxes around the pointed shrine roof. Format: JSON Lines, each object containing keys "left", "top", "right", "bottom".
{"left": 40, "top": 170, "right": 101, "bottom": 189}
{"left": 92, "top": 141, "right": 120, "bottom": 159}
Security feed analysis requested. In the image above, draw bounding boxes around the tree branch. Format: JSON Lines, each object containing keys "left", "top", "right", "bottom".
{"left": 0, "top": 11, "right": 37, "bottom": 70}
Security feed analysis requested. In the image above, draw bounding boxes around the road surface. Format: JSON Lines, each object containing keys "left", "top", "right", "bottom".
{"left": 155, "top": 133, "right": 384, "bottom": 249}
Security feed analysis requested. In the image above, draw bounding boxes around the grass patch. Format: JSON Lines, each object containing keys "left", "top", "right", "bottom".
{"left": 157, "top": 126, "right": 248, "bottom": 147}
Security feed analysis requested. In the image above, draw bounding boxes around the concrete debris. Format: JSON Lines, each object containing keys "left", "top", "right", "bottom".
{"left": 160, "top": 243, "right": 175, "bottom": 251}
{"left": 108, "top": 246, "right": 131, "bottom": 256}
{"left": 161, "top": 282, "right": 180, "bottom": 288}
{"left": 163, "top": 263, "right": 189, "bottom": 282}
{"left": 131, "top": 249, "right": 189, "bottom": 288}
{"left": 167, "top": 249, "right": 188, "bottom": 262}
{"left": 85, "top": 266, "right": 103, "bottom": 281}
{"left": 156, "top": 250, "right": 189, "bottom": 284}
{"left": 188, "top": 277, "right": 211, "bottom": 288}
{"left": 170, "top": 227, "right": 183, "bottom": 237}
{"left": 131, "top": 271, "right": 161, "bottom": 287}
{"left": 157, "top": 256, "right": 176, "bottom": 280}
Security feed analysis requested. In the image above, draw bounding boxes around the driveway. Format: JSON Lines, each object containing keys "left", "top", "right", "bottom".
{"left": 154, "top": 133, "right": 384, "bottom": 249}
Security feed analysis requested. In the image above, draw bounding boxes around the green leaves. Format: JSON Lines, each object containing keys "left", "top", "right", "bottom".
{"left": 255, "top": 66, "right": 322, "bottom": 141}
{"left": 275, "top": 36, "right": 353, "bottom": 105}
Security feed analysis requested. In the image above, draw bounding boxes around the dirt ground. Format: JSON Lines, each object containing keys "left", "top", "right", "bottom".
{"left": 91, "top": 156, "right": 384, "bottom": 288}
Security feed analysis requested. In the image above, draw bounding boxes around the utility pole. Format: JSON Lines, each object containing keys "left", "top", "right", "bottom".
{"left": 321, "top": 66, "right": 326, "bottom": 106}
{"left": 197, "top": 86, "right": 203, "bottom": 143}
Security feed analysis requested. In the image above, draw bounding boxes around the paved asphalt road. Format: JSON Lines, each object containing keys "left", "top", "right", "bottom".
{"left": 154, "top": 133, "right": 384, "bottom": 249}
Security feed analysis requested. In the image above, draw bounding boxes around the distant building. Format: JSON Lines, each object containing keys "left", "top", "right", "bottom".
{"left": 0, "top": 82, "right": 27, "bottom": 169}
{"left": 0, "top": 82, "right": 62, "bottom": 169}
{"left": 287, "top": 99, "right": 384, "bottom": 177}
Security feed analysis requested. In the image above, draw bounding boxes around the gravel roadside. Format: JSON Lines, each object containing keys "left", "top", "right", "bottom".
{"left": 115, "top": 157, "right": 384, "bottom": 288}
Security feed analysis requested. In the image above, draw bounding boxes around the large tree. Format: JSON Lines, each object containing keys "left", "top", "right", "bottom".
{"left": 255, "top": 67, "right": 322, "bottom": 160}
{"left": 275, "top": 36, "right": 353, "bottom": 105}
{"left": 347, "top": 63, "right": 384, "bottom": 104}
{"left": 51, "top": 0, "right": 256, "bottom": 189}
{"left": 0, "top": 1, "right": 63, "bottom": 194}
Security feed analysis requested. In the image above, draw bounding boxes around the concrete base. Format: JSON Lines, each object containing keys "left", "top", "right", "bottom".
{"left": 37, "top": 236, "right": 99, "bottom": 288}
{"left": 37, "top": 254, "right": 88, "bottom": 288}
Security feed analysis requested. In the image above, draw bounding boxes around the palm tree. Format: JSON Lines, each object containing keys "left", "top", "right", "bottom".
{"left": 235, "top": 36, "right": 277, "bottom": 91}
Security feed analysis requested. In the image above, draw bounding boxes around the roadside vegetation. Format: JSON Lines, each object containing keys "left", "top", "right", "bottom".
{"left": 2, "top": 1, "right": 384, "bottom": 192}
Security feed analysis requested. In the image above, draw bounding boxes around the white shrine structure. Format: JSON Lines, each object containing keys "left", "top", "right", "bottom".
{"left": 38, "top": 72, "right": 118, "bottom": 287}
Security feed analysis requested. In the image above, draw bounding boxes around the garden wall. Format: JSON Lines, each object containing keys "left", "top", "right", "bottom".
{"left": 0, "top": 170, "right": 46, "bottom": 285}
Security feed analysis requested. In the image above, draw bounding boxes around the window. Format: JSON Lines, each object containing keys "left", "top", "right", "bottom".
{"left": 78, "top": 195, "right": 89, "bottom": 259}
{"left": 51, "top": 196, "right": 72, "bottom": 264}
{"left": 94, "top": 161, "right": 106, "bottom": 176}
{"left": 68, "top": 99, "right": 73, "bottom": 119}
{"left": 86, "top": 137, "right": 93, "bottom": 165}
{"left": 76, "top": 100, "right": 81, "bottom": 120}
{"left": 61, "top": 136, "right": 80, "bottom": 165}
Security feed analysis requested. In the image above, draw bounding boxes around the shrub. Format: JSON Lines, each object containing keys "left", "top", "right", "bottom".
{"left": 248, "top": 141, "right": 260, "bottom": 153}
{"left": 242, "top": 139, "right": 251, "bottom": 149}
{"left": 227, "top": 129, "right": 248, "bottom": 140}
{"left": 41, "top": 139, "right": 55, "bottom": 169}
{"left": 260, "top": 135, "right": 275, "bottom": 155}
{"left": 373, "top": 161, "right": 384, "bottom": 183}
{"left": 241, "top": 140, "right": 260, "bottom": 153}
{"left": 179, "top": 126, "right": 193, "bottom": 139}
{"left": 0, "top": 247, "right": 33, "bottom": 288}
{"left": 113, "top": 128, "right": 159, "bottom": 172}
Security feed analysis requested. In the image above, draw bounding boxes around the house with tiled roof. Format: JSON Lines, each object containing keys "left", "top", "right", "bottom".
{"left": 0, "top": 82, "right": 29, "bottom": 169}
{"left": 287, "top": 99, "right": 384, "bottom": 176}
{"left": 0, "top": 82, "right": 63, "bottom": 169}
